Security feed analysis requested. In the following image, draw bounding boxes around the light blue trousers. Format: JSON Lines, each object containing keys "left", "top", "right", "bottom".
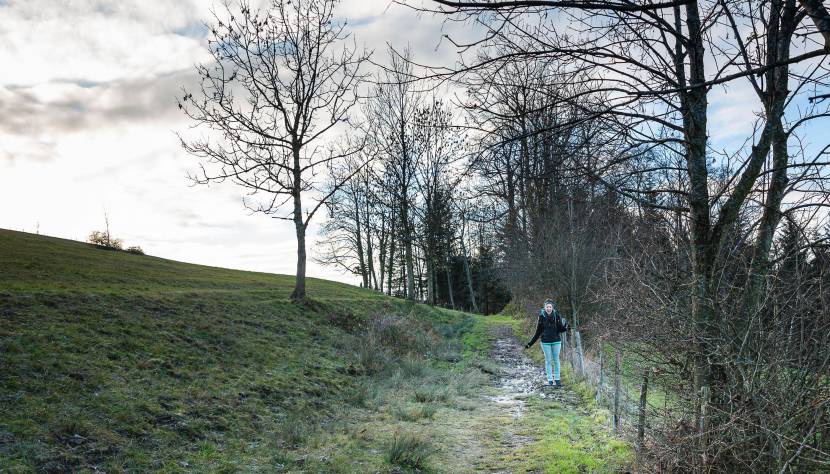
{"left": 541, "top": 342, "right": 562, "bottom": 382}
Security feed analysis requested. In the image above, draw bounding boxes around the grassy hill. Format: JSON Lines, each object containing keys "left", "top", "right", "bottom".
{"left": 0, "top": 229, "right": 493, "bottom": 472}
{"left": 0, "top": 229, "right": 631, "bottom": 473}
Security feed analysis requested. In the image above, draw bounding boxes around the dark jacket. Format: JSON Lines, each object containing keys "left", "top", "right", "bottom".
{"left": 526, "top": 309, "right": 569, "bottom": 347}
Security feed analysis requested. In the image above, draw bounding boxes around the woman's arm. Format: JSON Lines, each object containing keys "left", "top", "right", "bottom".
{"left": 525, "top": 316, "right": 543, "bottom": 348}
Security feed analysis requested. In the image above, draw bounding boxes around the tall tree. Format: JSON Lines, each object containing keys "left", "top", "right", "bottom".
{"left": 368, "top": 46, "right": 422, "bottom": 299}
{"left": 179, "top": 0, "right": 369, "bottom": 302}
{"left": 405, "top": 0, "right": 829, "bottom": 468}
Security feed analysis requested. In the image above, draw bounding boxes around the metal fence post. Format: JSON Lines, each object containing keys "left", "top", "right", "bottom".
{"left": 574, "top": 330, "right": 585, "bottom": 377}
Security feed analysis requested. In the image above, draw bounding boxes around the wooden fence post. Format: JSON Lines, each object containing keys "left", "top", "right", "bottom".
{"left": 596, "top": 350, "right": 604, "bottom": 404}
{"left": 700, "top": 385, "right": 710, "bottom": 469}
{"left": 574, "top": 330, "right": 585, "bottom": 377}
{"left": 638, "top": 368, "right": 649, "bottom": 451}
{"left": 613, "top": 348, "right": 621, "bottom": 432}
{"left": 565, "top": 333, "right": 576, "bottom": 372}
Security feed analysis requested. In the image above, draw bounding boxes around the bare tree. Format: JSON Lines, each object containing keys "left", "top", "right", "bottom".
{"left": 367, "top": 46, "right": 423, "bottom": 299}
{"left": 178, "top": 0, "right": 370, "bottom": 302}
{"left": 400, "top": 0, "right": 829, "bottom": 468}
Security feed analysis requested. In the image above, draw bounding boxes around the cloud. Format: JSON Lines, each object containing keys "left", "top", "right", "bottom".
{"left": 0, "top": 0, "right": 485, "bottom": 286}
{"left": 0, "top": 0, "right": 210, "bottom": 162}
{"left": 0, "top": 69, "right": 204, "bottom": 163}
{"left": 0, "top": 0, "right": 211, "bottom": 86}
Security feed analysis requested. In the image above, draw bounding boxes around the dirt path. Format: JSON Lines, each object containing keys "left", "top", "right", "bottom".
{"left": 487, "top": 326, "right": 581, "bottom": 471}
{"left": 434, "top": 324, "right": 582, "bottom": 473}
{"left": 489, "top": 325, "right": 580, "bottom": 410}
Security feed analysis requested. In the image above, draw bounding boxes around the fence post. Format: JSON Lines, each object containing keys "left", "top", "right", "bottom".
{"left": 699, "top": 385, "right": 710, "bottom": 470}
{"left": 565, "top": 333, "right": 576, "bottom": 372}
{"left": 596, "top": 350, "right": 604, "bottom": 404}
{"left": 637, "top": 367, "right": 649, "bottom": 451}
{"left": 574, "top": 330, "right": 585, "bottom": 377}
{"left": 613, "top": 347, "right": 621, "bottom": 433}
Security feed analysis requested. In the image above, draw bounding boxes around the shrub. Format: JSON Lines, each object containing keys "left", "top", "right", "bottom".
{"left": 385, "top": 432, "right": 433, "bottom": 469}
{"left": 358, "top": 344, "right": 390, "bottom": 375}
{"left": 126, "top": 246, "right": 144, "bottom": 255}
{"left": 87, "top": 230, "right": 123, "bottom": 250}
{"left": 366, "top": 312, "right": 440, "bottom": 356}
{"left": 396, "top": 357, "right": 428, "bottom": 378}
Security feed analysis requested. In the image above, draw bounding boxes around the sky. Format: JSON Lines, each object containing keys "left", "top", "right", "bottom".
{"left": 1, "top": 1, "right": 826, "bottom": 285}
{"left": 0, "top": 0, "right": 475, "bottom": 285}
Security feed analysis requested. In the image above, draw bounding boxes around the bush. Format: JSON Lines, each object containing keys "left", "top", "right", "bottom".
{"left": 87, "top": 230, "right": 123, "bottom": 250}
{"left": 366, "top": 312, "right": 440, "bottom": 356}
{"left": 126, "top": 246, "right": 144, "bottom": 255}
{"left": 396, "top": 357, "right": 428, "bottom": 378}
{"left": 385, "top": 432, "right": 433, "bottom": 469}
{"left": 358, "top": 344, "right": 390, "bottom": 375}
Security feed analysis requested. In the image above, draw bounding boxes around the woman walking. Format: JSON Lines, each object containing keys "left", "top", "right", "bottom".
{"left": 525, "top": 299, "right": 569, "bottom": 387}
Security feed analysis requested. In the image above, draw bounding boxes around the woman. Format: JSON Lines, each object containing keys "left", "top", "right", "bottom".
{"left": 525, "top": 299, "right": 569, "bottom": 387}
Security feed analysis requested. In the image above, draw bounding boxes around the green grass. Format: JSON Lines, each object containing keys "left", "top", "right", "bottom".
{"left": 596, "top": 342, "right": 685, "bottom": 412}
{"left": 504, "top": 319, "right": 634, "bottom": 473}
{"left": 519, "top": 401, "right": 632, "bottom": 473}
{"left": 0, "top": 229, "right": 483, "bottom": 472}
{"left": 1, "top": 229, "right": 631, "bottom": 473}
{"left": 384, "top": 432, "right": 434, "bottom": 471}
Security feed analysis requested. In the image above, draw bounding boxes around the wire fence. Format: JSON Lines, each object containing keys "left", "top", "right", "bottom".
{"left": 560, "top": 332, "right": 687, "bottom": 462}
{"left": 559, "top": 331, "right": 830, "bottom": 472}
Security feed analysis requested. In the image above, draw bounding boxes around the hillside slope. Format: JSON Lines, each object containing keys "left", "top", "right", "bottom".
{"left": 0, "top": 230, "right": 473, "bottom": 471}
{"left": 0, "top": 229, "right": 630, "bottom": 473}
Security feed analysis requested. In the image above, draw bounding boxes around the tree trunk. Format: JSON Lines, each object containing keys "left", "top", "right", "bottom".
{"left": 378, "top": 210, "right": 387, "bottom": 293}
{"left": 742, "top": 0, "right": 794, "bottom": 326}
{"left": 798, "top": 0, "right": 830, "bottom": 50}
{"left": 354, "top": 194, "right": 367, "bottom": 288}
{"left": 365, "top": 195, "right": 378, "bottom": 290}
{"left": 290, "top": 145, "right": 307, "bottom": 302}
{"left": 402, "top": 202, "right": 416, "bottom": 299}
{"left": 461, "top": 234, "right": 478, "bottom": 313}
{"left": 446, "top": 242, "right": 456, "bottom": 310}
{"left": 680, "top": 2, "right": 716, "bottom": 463}
{"left": 426, "top": 250, "right": 435, "bottom": 305}
{"left": 743, "top": 120, "right": 788, "bottom": 323}
{"left": 292, "top": 219, "right": 307, "bottom": 301}
{"left": 387, "top": 211, "right": 396, "bottom": 295}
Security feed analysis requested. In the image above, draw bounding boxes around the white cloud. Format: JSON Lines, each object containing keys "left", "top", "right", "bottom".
{"left": 0, "top": 0, "right": 479, "bottom": 287}
{"left": 708, "top": 80, "right": 762, "bottom": 147}
{"left": 0, "top": 1, "right": 211, "bottom": 86}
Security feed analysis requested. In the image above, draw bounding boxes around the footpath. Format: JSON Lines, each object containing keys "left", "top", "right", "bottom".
{"left": 428, "top": 322, "right": 629, "bottom": 473}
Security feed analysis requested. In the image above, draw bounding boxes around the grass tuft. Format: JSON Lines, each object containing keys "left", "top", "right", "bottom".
{"left": 413, "top": 384, "right": 450, "bottom": 403}
{"left": 385, "top": 432, "right": 433, "bottom": 469}
{"left": 393, "top": 403, "right": 437, "bottom": 422}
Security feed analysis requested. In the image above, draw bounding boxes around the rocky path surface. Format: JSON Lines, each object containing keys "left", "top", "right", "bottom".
{"left": 446, "top": 326, "right": 578, "bottom": 473}
{"left": 489, "top": 325, "right": 579, "bottom": 412}
{"left": 428, "top": 324, "right": 589, "bottom": 473}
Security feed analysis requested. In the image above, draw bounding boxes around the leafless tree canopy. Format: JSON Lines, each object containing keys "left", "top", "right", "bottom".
{"left": 178, "top": 0, "right": 829, "bottom": 466}
{"left": 179, "top": 0, "right": 370, "bottom": 301}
